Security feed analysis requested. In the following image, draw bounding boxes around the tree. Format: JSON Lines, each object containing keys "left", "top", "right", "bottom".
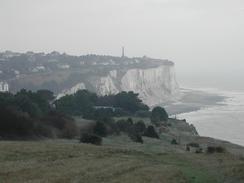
{"left": 36, "top": 90, "right": 55, "bottom": 101}
{"left": 117, "top": 118, "right": 134, "bottom": 133}
{"left": 14, "top": 94, "right": 42, "bottom": 117}
{"left": 134, "top": 120, "right": 146, "bottom": 134}
{"left": 93, "top": 121, "right": 108, "bottom": 137}
{"left": 55, "top": 95, "right": 76, "bottom": 115}
{"left": 143, "top": 126, "right": 159, "bottom": 139}
{"left": 129, "top": 133, "right": 143, "bottom": 143}
{"left": 0, "top": 92, "right": 14, "bottom": 108}
{"left": 80, "top": 133, "right": 102, "bottom": 145}
{"left": 150, "top": 106, "right": 168, "bottom": 126}
{"left": 0, "top": 107, "right": 34, "bottom": 138}
{"left": 55, "top": 90, "right": 97, "bottom": 116}
{"left": 114, "top": 91, "right": 149, "bottom": 113}
{"left": 14, "top": 89, "right": 51, "bottom": 117}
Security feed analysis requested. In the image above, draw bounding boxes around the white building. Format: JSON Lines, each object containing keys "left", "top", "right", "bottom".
{"left": 0, "top": 81, "right": 9, "bottom": 92}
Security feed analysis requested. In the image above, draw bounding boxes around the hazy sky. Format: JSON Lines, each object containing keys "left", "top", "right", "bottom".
{"left": 0, "top": 0, "right": 244, "bottom": 90}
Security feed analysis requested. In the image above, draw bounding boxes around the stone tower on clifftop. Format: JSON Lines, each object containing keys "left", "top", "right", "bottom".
{"left": 122, "top": 47, "right": 125, "bottom": 58}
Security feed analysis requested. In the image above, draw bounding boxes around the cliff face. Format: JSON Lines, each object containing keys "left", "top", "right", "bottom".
{"left": 58, "top": 64, "right": 180, "bottom": 106}
{"left": 120, "top": 65, "right": 180, "bottom": 106}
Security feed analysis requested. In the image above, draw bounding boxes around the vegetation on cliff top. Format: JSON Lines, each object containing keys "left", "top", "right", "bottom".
{"left": 0, "top": 89, "right": 166, "bottom": 140}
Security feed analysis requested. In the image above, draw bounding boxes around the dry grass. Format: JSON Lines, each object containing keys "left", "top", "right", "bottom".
{"left": 0, "top": 139, "right": 244, "bottom": 183}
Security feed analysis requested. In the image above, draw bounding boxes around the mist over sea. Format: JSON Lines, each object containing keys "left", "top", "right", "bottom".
{"left": 178, "top": 88, "right": 244, "bottom": 146}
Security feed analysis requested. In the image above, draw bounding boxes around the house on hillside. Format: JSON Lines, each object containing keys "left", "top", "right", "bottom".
{"left": 93, "top": 106, "right": 121, "bottom": 112}
{"left": 0, "top": 81, "right": 9, "bottom": 92}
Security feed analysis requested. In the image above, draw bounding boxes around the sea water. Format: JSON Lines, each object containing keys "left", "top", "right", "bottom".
{"left": 178, "top": 88, "right": 244, "bottom": 146}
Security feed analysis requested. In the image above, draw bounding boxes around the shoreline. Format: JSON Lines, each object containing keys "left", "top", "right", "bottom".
{"left": 176, "top": 89, "right": 244, "bottom": 147}
{"left": 165, "top": 88, "right": 227, "bottom": 116}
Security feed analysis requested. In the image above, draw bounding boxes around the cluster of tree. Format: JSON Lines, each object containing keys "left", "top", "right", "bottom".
{"left": 0, "top": 89, "right": 54, "bottom": 118}
{"left": 0, "top": 90, "right": 78, "bottom": 140}
{"left": 0, "top": 107, "right": 79, "bottom": 140}
{"left": 55, "top": 90, "right": 149, "bottom": 118}
{"left": 80, "top": 117, "right": 160, "bottom": 145}
{"left": 207, "top": 146, "right": 225, "bottom": 153}
{"left": 0, "top": 88, "right": 168, "bottom": 142}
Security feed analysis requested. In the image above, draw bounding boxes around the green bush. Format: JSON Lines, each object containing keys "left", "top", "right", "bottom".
{"left": 171, "top": 139, "right": 178, "bottom": 145}
{"left": 216, "top": 146, "right": 226, "bottom": 153}
{"left": 129, "top": 133, "right": 143, "bottom": 144}
{"left": 134, "top": 120, "right": 146, "bottom": 134}
{"left": 93, "top": 121, "right": 108, "bottom": 137}
{"left": 42, "top": 111, "right": 79, "bottom": 139}
{"left": 80, "top": 133, "right": 102, "bottom": 145}
{"left": 56, "top": 90, "right": 149, "bottom": 117}
{"left": 117, "top": 118, "right": 134, "bottom": 133}
{"left": 98, "top": 117, "right": 119, "bottom": 135}
{"left": 150, "top": 106, "right": 168, "bottom": 126}
{"left": 0, "top": 107, "right": 35, "bottom": 139}
{"left": 207, "top": 146, "right": 225, "bottom": 153}
{"left": 207, "top": 146, "right": 226, "bottom": 154}
{"left": 143, "top": 126, "right": 159, "bottom": 139}
{"left": 207, "top": 146, "right": 216, "bottom": 153}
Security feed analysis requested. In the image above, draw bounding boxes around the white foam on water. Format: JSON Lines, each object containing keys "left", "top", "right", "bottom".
{"left": 178, "top": 88, "right": 244, "bottom": 146}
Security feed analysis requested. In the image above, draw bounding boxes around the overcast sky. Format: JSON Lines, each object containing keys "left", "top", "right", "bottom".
{"left": 0, "top": 0, "right": 244, "bottom": 90}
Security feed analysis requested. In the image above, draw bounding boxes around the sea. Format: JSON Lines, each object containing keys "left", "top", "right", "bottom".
{"left": 178, "top": 88, "right": 244, "bottom": 147}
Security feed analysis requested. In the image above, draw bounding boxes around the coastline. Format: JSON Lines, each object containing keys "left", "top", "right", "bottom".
{"left": 176, "top": 88, "right": 244, "bottom": 147}
{"left": 165, "top": 88, "right": 227, "bottom": 116}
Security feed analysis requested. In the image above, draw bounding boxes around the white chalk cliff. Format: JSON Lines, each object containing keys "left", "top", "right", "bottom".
{"left": 58, "top": 64, "right": 180, "bottom": 106}
{"left": 120, "top": 65, "right": 180, "bottom": 106}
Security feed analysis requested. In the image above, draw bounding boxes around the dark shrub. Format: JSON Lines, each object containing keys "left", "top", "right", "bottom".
{"left": 134, "top": 121, "right": 146, "bottom": 134}
{"left": 207, "top": 146, "right": 225, "bottom": 153}
{"left": 127, "top": 123, "right": 144, "bottom": 143}
{"left": 42, "top": 111, "right": 78, "bottom": 139}
{"left": 186, "top": 143, "right": 203, "bottom": 153}
{"left": 34, "top": 123, "right": 55, "bottom": 138}
{"left": 151, "top": 106, "right": 168, "bottom": 126}
{"left": 0, "top": 107, "right": 54, "bottom": 139}
{"left": 116, "top": 119, "right": 126, "bottom": 132}
{"left": 186, "top": 146, "right": 190, "bottom": 151}
{"left": 171, "top": 139, "right": 178, "bottom": 145}
{"left": 129, "top": 133, "right": 143, "bottom": 143}
{"left": 207, "top": 146, "right": 216, "bottom": 153}
{"left": 195, "top": 148, "right": 203, "bottom": 154}
{"left": 117, "top": 118, "right": 133, "bottom": 133}
{"left": 106, "top": 119, "right": 120, "bottom": 135}
{"left": 62, "top": 121, "right": 79, "bottom": 139}
{"left": 127, "top": 118, "right": 133, "bottom": 125}
{"left": 216, "top": 146, "right": 225, "bottom": 153}
{"left": 93, "top": 121, "right": 108, "bottom": 137}
{"left": 80, "top": 133, "right": 102, "bottom": 145}
{"left": 98, "top": 117, "right": 119, "bottom": 135}
{"left": 114, "top": 91, "right": 149, "bottom": 113}
{"left": 0, "top": 107, "right": 35, "bottom": 138}
{"left": 143, "top": 126, "right": 159, "bottom": 139}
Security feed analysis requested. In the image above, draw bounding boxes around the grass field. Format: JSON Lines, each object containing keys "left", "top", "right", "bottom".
{"left": 1, "top": 139, "right": 244, "bottom": 183}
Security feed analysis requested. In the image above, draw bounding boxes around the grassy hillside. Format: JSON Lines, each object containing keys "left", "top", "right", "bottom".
{"left": 1, "top": 139, "right": 244, "bottom": 183}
